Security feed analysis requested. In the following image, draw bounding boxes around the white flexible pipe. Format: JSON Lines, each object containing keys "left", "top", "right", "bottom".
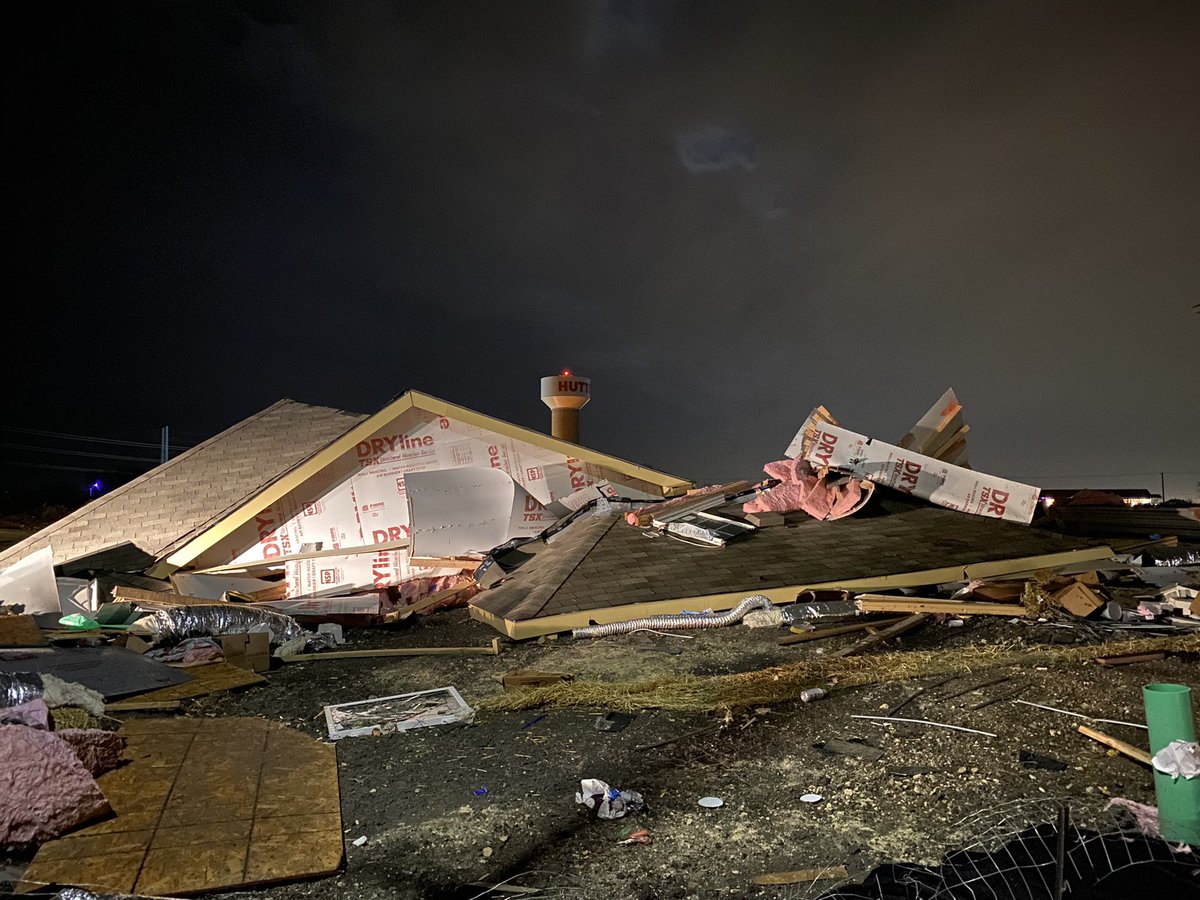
{"left": 572, "top": 595, "right": 774, "bottom": 638}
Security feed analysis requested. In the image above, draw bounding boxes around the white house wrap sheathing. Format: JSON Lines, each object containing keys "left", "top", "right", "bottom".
{"left": 192, "top": 406, "right": 654, "bottom": 596}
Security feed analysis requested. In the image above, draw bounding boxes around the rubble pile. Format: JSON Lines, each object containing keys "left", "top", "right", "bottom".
{"left": 2, "top": 386, "right": 1196, "bottom": 896}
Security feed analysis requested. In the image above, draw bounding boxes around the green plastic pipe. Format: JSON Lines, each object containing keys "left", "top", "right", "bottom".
{"left": 1142, "top": 683, "right": 1199, "bottom": 845}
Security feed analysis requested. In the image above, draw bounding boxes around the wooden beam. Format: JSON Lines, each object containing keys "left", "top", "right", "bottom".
{"left": 106, "top": 700, "right": 184, "bottom": 712}
{"left": 1077, "top": 724, "right": 1151, "bottom": 765}
{"left": 380, "top": 583, "right": 480, "bottom": 622}
{"left": 751, "top": 865, "right": 848, "bottom": 886}
{"left": 281, "top": 638, "right": 501, "bottom": 662}
{"left": 626, "top": 480, "right": 754, "bottom": 527}
{"left": 828, "top": 613, "right": 930, "bottom": 658}
{"left": 194, "top": 538, "right": 412, "bottom": 575}
{"left": 153, "top": 390, "right": 692, "bottom": 576}
{"left": 1095, "top": 652, "right": 1166, "bottom": 667}
{"left": 778, "top": 617, "right": 907, "bottom": 646}
{"left": 855, "top": 595, "right": 1030, "bottom": 617}
{"left": 111, "top": 585, "right": 223, "bottom": 607}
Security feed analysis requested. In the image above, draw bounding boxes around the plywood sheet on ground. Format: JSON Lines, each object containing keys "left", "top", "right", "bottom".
{"left": 119, "top": 660, "right": 265, "bottom": 703}
{"left": 18, "top": 717, "right": 342, "bottom": 895}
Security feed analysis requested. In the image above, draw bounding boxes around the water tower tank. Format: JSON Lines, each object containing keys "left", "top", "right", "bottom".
{"left": 540, "top": 371, "right": 590, "bottom": 443}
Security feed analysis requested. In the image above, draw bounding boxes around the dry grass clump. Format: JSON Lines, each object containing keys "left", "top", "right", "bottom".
{"left": 478, "top": 633, "right": 1199, "bottom": 713}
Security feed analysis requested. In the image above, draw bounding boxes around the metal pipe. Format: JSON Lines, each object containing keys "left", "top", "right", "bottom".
{"left": 572, "top": 595, "right": 774, "bottom": 638}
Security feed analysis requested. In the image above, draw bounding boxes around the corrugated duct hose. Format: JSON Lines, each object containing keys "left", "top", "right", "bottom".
{"left": 571, "top": 594, "right": 774, "bottom": 639}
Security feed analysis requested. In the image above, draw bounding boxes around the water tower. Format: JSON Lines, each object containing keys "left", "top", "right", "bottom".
{"left": 540, "top": 370, "right": 590, "bottom": 443}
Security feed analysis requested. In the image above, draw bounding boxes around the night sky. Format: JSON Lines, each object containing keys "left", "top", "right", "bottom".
{"left": 8, "top": 1, "right": 1199, "bottom": 505}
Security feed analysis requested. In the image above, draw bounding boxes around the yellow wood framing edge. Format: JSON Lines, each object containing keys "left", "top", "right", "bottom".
{"left": 151, "top": 390, "right": 692, "bottom": 578}
{"left": 469, "top": 546, "right": 1114, "bottom": 639}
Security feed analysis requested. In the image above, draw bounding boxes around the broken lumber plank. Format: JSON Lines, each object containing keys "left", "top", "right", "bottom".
{"left": 1095, "top": 652, "right": 1166, "bottom": 667}
{"left": 751, "top": 865, "right": 848, "bottom": 886}
{"left": 111, "top": 585, "right": 225, "bottom": 607}
{"left": 938, "top": 675, "right": 1011, "bottom": 702}
{"left": 122, "top": 661, "right": 265, "bottom": 702}
{"left": 382, "top": 582, "right": 478, "bottom": 620}
{"left": 280, "top": 638, "right": 501, "bottom": 662}
{"left": 105, "top": 700, "right": 184, "bottom": 712}
{"left": 625, "top": 480, "right": 753, "bottom": 527}
{"left": 778, "top": 617, "right": 907, "bottom": 646}
{"left": 745, "top": 511, "right": 784, "bottom": 527}
{"left": 855, "top": 595, "right": 1030, "bottom": 617}
{"left": 828, "top": 613, "right": 930, "bottom": 658}
{"left": 1077, "top": 724, "right": 1152, "bottom": 765}
{"left": 635, "top": 724, "right": 720, "bottom": 752}
{"left": 496, "top": 669, "right": 573, "bottom": 690}
{"left": 408, "top": 555, "right": 483, "bottom": 570}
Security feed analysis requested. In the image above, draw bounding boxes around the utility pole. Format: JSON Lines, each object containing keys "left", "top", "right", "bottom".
{"left": 160, "top": 426, "right": 170, "bottom": 464}
{"left": 1160, "top": 471, "right": 1166, "bottom": 504}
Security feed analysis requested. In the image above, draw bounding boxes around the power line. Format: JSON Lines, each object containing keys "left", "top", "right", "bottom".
{"left": 2, "top": 426, "right": 190, "bottom": 451}
{"left": 0, "top": 460, "right": 136, "bottom": 474}
{"left": 0, "top": 442, "right": 161, "bottom": 464}
{"left": 1010, "top": 471, "right": 1199, "bottom": 480}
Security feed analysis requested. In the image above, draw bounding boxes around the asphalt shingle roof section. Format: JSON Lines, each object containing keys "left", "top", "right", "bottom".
{"left": 0, "top": 400, "right": 367, "bottom": 571}
{"left": 472, "top": 503, "right": 1099, "bottom": 623}
{"left": 496, "top": 512, "right": 622, "bottom": 621}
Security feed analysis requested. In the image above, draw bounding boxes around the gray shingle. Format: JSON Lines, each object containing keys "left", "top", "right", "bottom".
{"left": 0, "top": 400, "right": 366, "bottom": 570}
{"left": 472, "top": 503, "right": 1102, "bottom": 623}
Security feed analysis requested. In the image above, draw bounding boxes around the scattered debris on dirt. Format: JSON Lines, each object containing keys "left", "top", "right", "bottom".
{"left": 2, "top": 387, "right": 1197, "bottom": 897}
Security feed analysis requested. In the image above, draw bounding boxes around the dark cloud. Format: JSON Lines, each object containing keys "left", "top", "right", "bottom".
{"left": 8, "top": 0, "right": 1200, "bottom": 502}
{"left": 675, "top": 125, "right": 762, "bottom": 173}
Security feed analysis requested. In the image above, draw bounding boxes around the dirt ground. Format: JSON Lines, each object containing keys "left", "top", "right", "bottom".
{"left": 6, "top": 604, "right": 1197, "bottom": 899}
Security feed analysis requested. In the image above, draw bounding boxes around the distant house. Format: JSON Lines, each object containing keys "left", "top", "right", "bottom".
{"left": 0, "top": 391, "right": 690, "bottom": 598}
{"left": 1039, "top": 488, "right": 1161, "bottom": 508}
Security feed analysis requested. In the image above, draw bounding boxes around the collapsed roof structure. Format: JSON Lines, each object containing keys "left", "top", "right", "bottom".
{"left": 7, "top": 380, "right": 1191, "bottom": 642}
{"left": 0, "top": 389, "right": 691, "bottom": 605}
{"left": 470, "top": 500, "right": 1111, "bottom": 639}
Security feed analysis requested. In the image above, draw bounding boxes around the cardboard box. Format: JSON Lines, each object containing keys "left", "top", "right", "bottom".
{"left": 1051, "top": 582, "right": 1104, "bottom": 618}
{"left": 972, "top": 582, "right": 1025, "bottom": 603}
{"left": 746, "top": 511, "right": 785, "bottom": 528}
{"left": 220, "top": 632, "right": 270, "bottom": 673}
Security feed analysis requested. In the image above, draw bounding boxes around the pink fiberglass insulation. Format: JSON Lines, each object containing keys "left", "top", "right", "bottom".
{"left": 0, "top": 724, "right": 111, "bottom": 847}
{"left": 0, "top": 699, "right": 50, "bottom": 730}
{"left": 55, "top": 729, "right": 126, "bottom": 777}
{"left": 397, "top": 572, "right": 480, "bottom": 614}
{"left": 743, "top": 458, "right": 874, "bottom": 521}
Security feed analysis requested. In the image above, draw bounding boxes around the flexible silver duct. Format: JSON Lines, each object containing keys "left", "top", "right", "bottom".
{"left": 141, "top": 604, "right": 304, "bottom": 646}
{"left": 1, "top": 672, "right": 45, "bottom": 709}
{"left": 572, "top": 594, "right": 774, "bottom": 638}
